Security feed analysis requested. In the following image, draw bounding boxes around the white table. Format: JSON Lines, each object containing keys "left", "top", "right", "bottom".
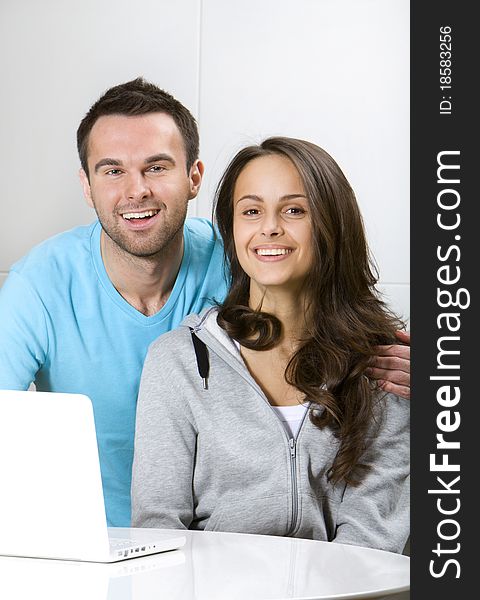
{"left": 0, "top": 528, "right": 409, "bottom": 600}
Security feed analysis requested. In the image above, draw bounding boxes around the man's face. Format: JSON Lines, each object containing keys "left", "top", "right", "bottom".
{"left": 80, "top": 113, "right": 203, "bottom": 258}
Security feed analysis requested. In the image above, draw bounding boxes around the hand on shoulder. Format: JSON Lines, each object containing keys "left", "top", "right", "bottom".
{"left": 367, "top": 331, "right": 411, "bottom": 400}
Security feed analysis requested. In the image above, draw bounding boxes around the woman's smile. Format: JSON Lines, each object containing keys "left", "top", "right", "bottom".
{"left": 252, "top": 245, "right": 295, "bottom": 260}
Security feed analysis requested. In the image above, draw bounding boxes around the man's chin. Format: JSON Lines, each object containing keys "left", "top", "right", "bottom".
{"left": 123, "top": 246, "right": 167, "bottom": 258}
{"left": 110, "top": 238, "right": 170, "bottom": 258}
{"left": 100, "top": 223, "right": 183, "bottom": 260}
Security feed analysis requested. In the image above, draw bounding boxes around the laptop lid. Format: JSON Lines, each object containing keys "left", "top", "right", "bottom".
{"left": 0, "top": 390, "right": 112, "bottom": 560}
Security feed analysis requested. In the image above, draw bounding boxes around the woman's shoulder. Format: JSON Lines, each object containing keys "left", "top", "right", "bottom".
{"left": 146, "top": 307, "right": 218, "bottom": 358}
{"left": 374, "top": 390, "right": 410, "bottom": 435}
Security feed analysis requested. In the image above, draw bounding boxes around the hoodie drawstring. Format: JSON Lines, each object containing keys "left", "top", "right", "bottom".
{"left": 189, "top": 328, "right": 210, "bottom": 390}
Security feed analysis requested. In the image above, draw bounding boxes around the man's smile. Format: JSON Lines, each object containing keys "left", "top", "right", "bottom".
{"left": 122, "top": 209, "right": 160, "bottom": 220}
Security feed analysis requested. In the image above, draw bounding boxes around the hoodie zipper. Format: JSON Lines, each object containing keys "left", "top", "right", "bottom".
{"left": 285, "top": 406, "right": 309, "bottom": 536}
{"left": 287, "top": 437, "right": 298, "bottom": 536}
{"left": 190, "top": 318, "right": 310, "bottom": 537}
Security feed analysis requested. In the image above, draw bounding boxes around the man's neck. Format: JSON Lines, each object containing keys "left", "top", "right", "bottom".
{"left": 100, "top": 230, "right": 184, "bottom": 317}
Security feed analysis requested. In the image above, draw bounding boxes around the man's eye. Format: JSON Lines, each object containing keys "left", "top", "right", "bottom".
{"left": 148, "top": 165, "right": 165, "bottom": 173}
{"left": 106, "top": 169, "right": 122, "bottom": 176}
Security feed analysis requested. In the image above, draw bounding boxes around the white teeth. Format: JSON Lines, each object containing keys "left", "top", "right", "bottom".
{"left": 256, "top": 248, "right": 292, "bottom": 256}
{"left": 123, "top": 210, "right": 158, "bottom": 220}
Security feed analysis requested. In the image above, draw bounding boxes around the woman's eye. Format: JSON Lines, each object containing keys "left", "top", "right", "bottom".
{"left": 285, "top": 207, "right": 305, "bottom": 215}
{"left": 243, "top": 208, "right": 260, "bottom": 216}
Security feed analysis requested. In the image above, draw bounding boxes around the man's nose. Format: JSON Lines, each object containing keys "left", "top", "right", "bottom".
{"left": 125, "top": 173, "right": 150, "bottom": 201}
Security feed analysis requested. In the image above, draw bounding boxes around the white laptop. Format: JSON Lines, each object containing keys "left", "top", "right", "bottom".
{"left": 0, "top": 390, "right": 185, "bottom": 562}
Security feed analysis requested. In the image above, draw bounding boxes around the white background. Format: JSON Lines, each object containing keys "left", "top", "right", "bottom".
{"left": 0, "top": 0, "right": 409, "bottom": 323}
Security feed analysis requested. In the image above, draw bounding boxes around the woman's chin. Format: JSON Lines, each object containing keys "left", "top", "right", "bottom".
{"left": 249, "top": 277, "right": 307, "bottom": 297}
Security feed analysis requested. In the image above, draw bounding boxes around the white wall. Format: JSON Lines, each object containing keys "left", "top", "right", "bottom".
{"left": 0, "top": 0, "right": 409, "bottom": 323}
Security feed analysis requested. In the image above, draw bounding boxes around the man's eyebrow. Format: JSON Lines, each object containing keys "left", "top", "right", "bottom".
{"left": 94, "top": 158, "right": 122, "bottom": 173}
{"left": 94, "top": 154, "right": 176, "bottom": 173}
{"left": 144, "top": 154, "right": 176, "bottom": 165}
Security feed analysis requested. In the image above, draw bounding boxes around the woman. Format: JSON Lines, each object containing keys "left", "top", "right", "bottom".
{"left": 131, "top": 137, "right": 409, "bottom": 553}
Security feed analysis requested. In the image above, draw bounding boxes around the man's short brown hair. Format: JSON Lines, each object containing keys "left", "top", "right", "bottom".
{"left": 77, "top": 77, "right": 199, "bottom": 177}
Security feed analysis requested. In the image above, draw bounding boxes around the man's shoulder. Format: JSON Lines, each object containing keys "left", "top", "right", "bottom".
{"left": 184, "top": 217, "right": 222, "bottom": 245}
{"left": 11, "top": 222, "right": 98, "bottom": 277}
{"left": 183, "top": 218, "right": 224, "bottom": 273}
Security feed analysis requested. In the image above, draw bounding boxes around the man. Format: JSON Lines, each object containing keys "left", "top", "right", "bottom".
{"left": 0, "top": 78, "right": 410, "bottom": 526}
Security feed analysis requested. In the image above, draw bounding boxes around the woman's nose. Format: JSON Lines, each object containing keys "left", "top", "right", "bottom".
{"left": 260, "top": 212, "right": 283, "bottom": 237}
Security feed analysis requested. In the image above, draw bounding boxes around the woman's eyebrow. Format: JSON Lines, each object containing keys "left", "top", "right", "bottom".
{"left": 279, "top": 194, "right": 308, "bottom": 201}
{"left": 236, "top": 194, "right": 263, "bottom": 203}
{"left": 236, "top": 193, "right": 307, "bottom": 203}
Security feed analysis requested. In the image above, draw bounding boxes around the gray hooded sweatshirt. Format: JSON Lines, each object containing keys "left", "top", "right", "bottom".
{"left": 131, "top": 308, "right": 409, "bottom": 553}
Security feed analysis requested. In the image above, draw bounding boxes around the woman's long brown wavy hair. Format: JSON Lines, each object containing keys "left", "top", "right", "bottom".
{"left": 214, "top": 137, "right": 405, "bottom": 486}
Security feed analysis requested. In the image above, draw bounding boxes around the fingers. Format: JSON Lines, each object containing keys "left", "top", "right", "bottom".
{"left": 367, "top": 332, "right": 412, "bottom": 401}
{"left": 395, "top": 330, "right": 411, "bottom": 345}
{"left": 374, "top": 343, "right": 411, "bottom": 362}
{"left": 366, "top": 365, "right": 410, "bottom": 387}
{"left": 372, "top": 354, "right": 410, "bottom": 374}
{"left": 376, "top": 379, "right": 410, "bottom": 401}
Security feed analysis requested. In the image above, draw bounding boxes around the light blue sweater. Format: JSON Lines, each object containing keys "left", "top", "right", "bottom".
{"left": 0, "top": 219, "right": 228, "bottom": 526}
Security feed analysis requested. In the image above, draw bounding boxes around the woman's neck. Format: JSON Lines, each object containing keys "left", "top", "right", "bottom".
{"left": 248, "top": 283, "right": 309, "bottom": 344}
{"left": 240, "top": 283, "right": 310, "bottom": 406}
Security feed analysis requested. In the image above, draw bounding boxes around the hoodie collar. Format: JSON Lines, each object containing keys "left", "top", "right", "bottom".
{"left": 182, "top": 307, "right": 241, "bottom": 360}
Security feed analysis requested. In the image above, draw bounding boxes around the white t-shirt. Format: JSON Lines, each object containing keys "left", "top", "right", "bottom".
{"left": 230, "top": 340, "right": 309, "bottom": 438}
{"left": 271, "top": 403, "right": 309, "bottom": 438}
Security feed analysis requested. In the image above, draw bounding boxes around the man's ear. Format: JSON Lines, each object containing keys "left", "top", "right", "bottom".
{"left": 187, "top": 160, "right": 204, "bottom": 200}
{"left": 79, "top": 169, "right": 94, "bottom": 208}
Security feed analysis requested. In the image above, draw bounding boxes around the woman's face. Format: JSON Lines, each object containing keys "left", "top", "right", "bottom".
{"left": 233, "top": 154, "right": 314, "bottom": 295}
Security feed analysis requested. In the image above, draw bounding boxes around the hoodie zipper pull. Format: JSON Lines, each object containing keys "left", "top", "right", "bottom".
{"left": 289, "top": 437, "right": 296, "bottom": 458}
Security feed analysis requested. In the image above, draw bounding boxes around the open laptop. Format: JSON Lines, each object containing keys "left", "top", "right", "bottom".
{"left": 0, "top": 390, "right": 185, "bottom": 562}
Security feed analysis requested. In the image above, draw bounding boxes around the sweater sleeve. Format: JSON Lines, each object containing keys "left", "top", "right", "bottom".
{"left": 333, "top": 394, "right": 410, "bottom": 553}
{"left": 131, "top": 339, "right": 197, "bottom": 529}
{"left": 0, "top": 271, "right": 49, "bottom": 390}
